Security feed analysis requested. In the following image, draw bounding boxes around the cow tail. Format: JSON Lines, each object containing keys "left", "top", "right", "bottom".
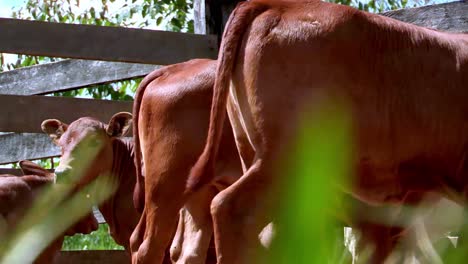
{"left": 132, "top": 68, "right": 165, "bottom": 213}
{"left": 187, "top": 2, "right": 268, "bottom": 193}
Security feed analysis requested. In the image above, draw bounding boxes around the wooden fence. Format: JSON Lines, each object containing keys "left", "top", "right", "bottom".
{"left": 0, "top": 0, "right": 466, "bottom": 263}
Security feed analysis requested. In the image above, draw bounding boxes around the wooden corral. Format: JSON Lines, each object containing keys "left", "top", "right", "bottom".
{"left": 55, "top": 250, "right": 130, "bottom": 264}
{"left": 0, "top": 0, "right": 466, "bottom": 263}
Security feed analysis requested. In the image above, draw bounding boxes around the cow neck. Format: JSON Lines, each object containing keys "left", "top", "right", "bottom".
{"left": 110, "top": 137, "right": 136, "bottom": 188}
{"left": 99, "top": 137, "right": 137, "bottom": 247}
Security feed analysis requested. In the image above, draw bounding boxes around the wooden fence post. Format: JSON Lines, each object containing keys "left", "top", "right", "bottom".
{"left": 194, "top": 0, "right": 243, "bottom": 42}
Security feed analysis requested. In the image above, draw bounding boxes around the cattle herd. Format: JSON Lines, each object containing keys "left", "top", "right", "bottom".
{"left": 1, "top": 0, "right": 467, "bottom": 263}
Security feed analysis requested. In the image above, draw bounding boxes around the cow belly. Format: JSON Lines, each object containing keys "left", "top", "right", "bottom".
{"left": 352, "top": 102, "right": 468, "bottom": 204}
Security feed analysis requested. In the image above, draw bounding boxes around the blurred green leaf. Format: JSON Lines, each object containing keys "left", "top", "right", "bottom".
{"left": 267, "top": 101, "right": 352, "bottom": 264}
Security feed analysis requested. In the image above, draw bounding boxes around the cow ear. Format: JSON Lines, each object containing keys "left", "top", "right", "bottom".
{"left": 106, "top": 112, "right": 132, "bottom": 137}
{"left": 41, "top": 119, "right": 68, "bottom": 145}
{"left": 19, "top": 160, "right": 53, "bottom": 178}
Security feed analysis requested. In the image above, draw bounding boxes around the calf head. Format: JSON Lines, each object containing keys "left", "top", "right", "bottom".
{"left": 41, "top": 113, "right": 132, "bottom": 237}
{"left": 41, "top": 112, "right": 132, "bottom": 187}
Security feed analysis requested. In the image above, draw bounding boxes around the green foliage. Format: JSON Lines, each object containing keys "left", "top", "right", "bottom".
{"left": 265, "top": 101, "right": 352, "bottom": 264}
{"left": 138, "top": 0, "right": 194, "bottom": 32}
{"left": 12, "top": 0, "right": 193, "bottom": 32}
{"left": 3, "top": 0, "right": 193, "bottom": 99}
{"left": 329, "top": 0, "right": 407, "bottom": 12}
{"left": 62, "top": 224, "right": 124, "bottom": 250}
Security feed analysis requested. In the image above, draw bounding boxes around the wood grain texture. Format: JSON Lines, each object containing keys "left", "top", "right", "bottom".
{"left": 0, "top": 94, "right": 132, "bottom": 133}
{"left": 55, "top": 250, "right": 129, "bottom": 264}
{"left": 0, "top": 168, "right": 54, "bottom": 176}
{"left": 93, "top": 207, "right": 106, "bottom": 224}
{"left": 0, "top": 60, "right": 160, "bottom": 95}
{"left": 0, "top": 133, "right": 59, "bottom": 165}
{"left": 382, "top": 1, "right": 468, "bottom": 32}
{"left": 0, "top": 18, "right": 218, "bottom": 64}
{"left": 0, "top": 133, "right": 132, "bottom": 166}
{"left": 194, "top": 0, "right": 207, "bottom": 34}
{"left": 0, "top": 168, "right": 25, "bottom": 176}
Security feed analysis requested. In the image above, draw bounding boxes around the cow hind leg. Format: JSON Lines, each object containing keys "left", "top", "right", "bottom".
{"left": 211, "top": 158, "right": 272, "bottom": 264}
{"left": 130, "top": 209, "right": 147, "bottom": 263}
{"left": 135, "top": 204, "right": 179, "bottom": 264}
{"left": 170, "top": 185, "right": 217, "bottom": 264}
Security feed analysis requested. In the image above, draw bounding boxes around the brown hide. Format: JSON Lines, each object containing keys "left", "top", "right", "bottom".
{"left": 130, "top": 59, "right": 242, "bottom": 264}
{"left": 42, "top": 115, "right": 140, "bottom": 256}
{"left": 189, "top": 0, "right": 468, "bottom": 263}
{"left": 0, "top": 160, "right": 98, "bottom": 264}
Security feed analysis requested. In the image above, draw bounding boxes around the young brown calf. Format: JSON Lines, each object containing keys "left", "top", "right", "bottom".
{"left": 130, "top": 59, "right": 245, "bottom": 264}
{"left": 0, "top": 160, "right": 98, "bottom": 264}
{"left": 42, "top": 113, "right": 141, "bottom": 255}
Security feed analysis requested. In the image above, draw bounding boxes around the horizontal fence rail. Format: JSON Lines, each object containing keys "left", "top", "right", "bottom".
{"left": 0, "top": 18, "right": 218, "bottom": 64}
{"left": 0, "top": 168, "right": 53, "bottom": 176}
{"left": 0, "top": 94, "right": 132, "bottom": 133}
{"left": 0, "top": 60, "right": 160, "bottom": 95}
{"left": 0, "top": 133, "right": 59, "bottom": 165}
{"left": 56, "top": 250, "right": 129, "bottom": 264}
{"left": 383, "top": 1, "right": 468, "bottom": 33}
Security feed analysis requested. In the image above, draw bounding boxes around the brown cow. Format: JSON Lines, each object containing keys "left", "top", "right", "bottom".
{"left": 42, "top": 113, "right": 141, "bottom": 254}
{"left": 0, "top": 160, "right": 98, "bottom": 264}
{"left": 0, "top": 160, "right": 55, "bottom": 234}
{"left": 130, "top": 59, "right": 244, "bottom": 264}
{"left": 188, "top": 0, "right": 468, "bottom": 263}
{"left": 41, "top": 114, "right": 205, "bottom": 264}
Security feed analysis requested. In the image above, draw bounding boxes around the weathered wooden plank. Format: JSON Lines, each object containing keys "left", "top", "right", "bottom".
{"left": 0, "top": 168, "right": 24, "bottom": 176}
{"left": 0, "top": 60, "right": 160, "bottom": 95}
{"left": 0, "top": 168, "right": 54, "bottom": 176}
{"left": 0, "top": 133, "right": 59, "bottom": 165}
{"left": 93, "top": 207, "right": 106, "bottom": 224}
{"left": 203, "top": 0, "right": 241, "bottom": 38}
{"left": 194, "top": 0, "right": 207, "bottom": 34}
{"left": 382, "top": 1, "right": 468, "bottom": 32}
{"left": 0, "top": 95, "right": 132, "bottom": 133}
{"left": 0, "top": 133, "right": 131, "bottom": 166}
{"left": 0, "top": 18, "right": 218, "bottom": 64}
{"left": 56, "top": 250, "right": 129, "bottom": 264}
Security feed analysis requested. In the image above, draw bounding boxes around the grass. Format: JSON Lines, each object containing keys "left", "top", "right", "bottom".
{"left": 62, "top": 224, "right": 124, "bottom": 250}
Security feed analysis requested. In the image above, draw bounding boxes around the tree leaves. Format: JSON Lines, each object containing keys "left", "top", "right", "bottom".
{"left": 3, "top": 0, "right": 194, "bottom": 101}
